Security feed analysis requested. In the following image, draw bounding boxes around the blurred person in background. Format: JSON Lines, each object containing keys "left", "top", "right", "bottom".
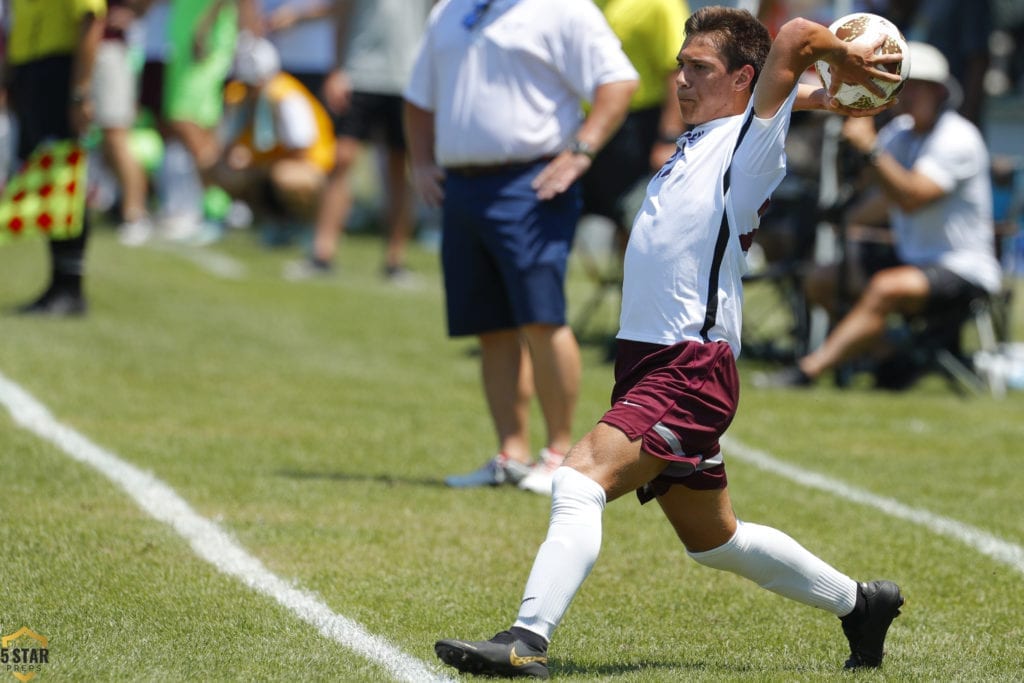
{"left": 0, "top": 0, "right": 13, "bottom": 188}
{"left": 283, "top": 0, "right": 431, "bottom": 283}
{"left": 136, "top": 0, "right": 197, "bottom": 238}
{"left": 137, "top": 0, "right": 169, "bottom": 125}
{"left": 159, "top": 0, "right": 258, "bottom": 243}
{"left": 208, "top": 36, "right": 334, "bottom": 233}
{"left": 404, "top": 0, "right": 638, "bottom": 491}
{"left": 3, "top": 0, "right": 105, "bottom": 315}
{"left": 257, "top": 0, "right": 335, "bottom": 242}
{"left": 94, "top": 0, "right": 156, "bottom": 247}
{"left": 261, "top": 0, "right": 334, "bottom": 98}
{"left": 584, "top": 0, "right": 689, "bottom": 225}
{"left": 757, "top": 42, "right": 1001, "bottom": 389}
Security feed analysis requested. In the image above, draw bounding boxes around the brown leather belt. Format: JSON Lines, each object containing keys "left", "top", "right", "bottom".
{"left": 446, "top": 156, "right": 555, "bottom": 177}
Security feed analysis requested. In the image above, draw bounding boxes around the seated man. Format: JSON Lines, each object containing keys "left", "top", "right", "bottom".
{"left": 210, "top": 35, "right": 335, "bottom": 234}
{"left": 758, "top": 42, "right": 1002, "bottom": 388}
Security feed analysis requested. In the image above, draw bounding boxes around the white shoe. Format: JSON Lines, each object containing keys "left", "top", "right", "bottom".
{"left": 118, "top": 216, "right": 155, "bottom": 247}
{"left": 161, "top": 214, "right": 223, "bottom": 246}
{"left": 517, "top": 448, "right": 565, "bottom": 495}
{"left": 160, "top": 212, "right": 203, "bottom": 242}
{"left": 445, "top": 453, "right": 532, "bottom": 488}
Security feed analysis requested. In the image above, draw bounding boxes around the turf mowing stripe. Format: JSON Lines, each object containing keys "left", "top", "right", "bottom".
{"left": 0, "top": 371, "right": 452, "bottom": 683}
{"left": 723, "top": 434, "right": 1024, "bottom": 576}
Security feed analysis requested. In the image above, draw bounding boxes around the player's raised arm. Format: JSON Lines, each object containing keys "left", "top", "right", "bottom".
{"left": 754, "top": 17, "right": 901, "bottom": 118}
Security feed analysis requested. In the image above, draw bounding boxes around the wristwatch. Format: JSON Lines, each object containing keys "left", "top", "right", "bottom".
{"left": 568, "top": 138, "right": 595, "bottom": 160}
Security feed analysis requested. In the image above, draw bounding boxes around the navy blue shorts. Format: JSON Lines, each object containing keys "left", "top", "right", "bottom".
{"left": 441, "top": 160, "right": 581, "bottom": 336}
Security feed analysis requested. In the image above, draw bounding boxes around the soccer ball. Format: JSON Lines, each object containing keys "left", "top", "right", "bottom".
{"left": 815, "top": 12, "right": 910, "bottom": 110}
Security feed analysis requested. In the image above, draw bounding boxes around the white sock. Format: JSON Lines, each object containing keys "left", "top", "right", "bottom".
{"left": 513, "top": 467, "right": 606, "bottom": 641}
{"left": 687, "top": 520, "right": 858, "bottom": 616}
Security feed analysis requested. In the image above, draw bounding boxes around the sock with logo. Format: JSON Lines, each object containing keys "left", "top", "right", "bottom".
{"left": 687, "top": 520, "right": 858, "bottom": 616}
{"left": 512, "top": 467, "right": 606, "bottom": 642}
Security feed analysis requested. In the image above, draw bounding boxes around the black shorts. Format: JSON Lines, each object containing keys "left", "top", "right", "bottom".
{"left": 581, "top": 106, "right": 661, "bottom": 222}
{"left": 918, "top": 265, "right": 988, "bottom": 315}
{"left": 862, "top": 246, "right": 987, "bottom": 315}
{"left": 139, "top": 60, "right": 164, "bottom": 121}
{"left": 9, "top": 56, "right": 74, "bottom": 157}
{"left": 333, "top": 91, "right": 406, "bottom": 149}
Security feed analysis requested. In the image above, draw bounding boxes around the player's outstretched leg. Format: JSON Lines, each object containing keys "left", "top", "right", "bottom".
{"left": 840, "top": 580, "right": 905, "bottom": 668}
{"left": 435, "top": 628, "right": 549, "bottom": 679}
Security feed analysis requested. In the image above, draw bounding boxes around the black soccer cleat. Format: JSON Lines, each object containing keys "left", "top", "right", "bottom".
{"left": 840, "top": 580, "right": 905, "bottom": 668}
{"left": 435, "top": 630, "right": 549, "bottom": 679}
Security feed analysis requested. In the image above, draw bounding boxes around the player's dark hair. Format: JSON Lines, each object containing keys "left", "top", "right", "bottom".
{"left": 685, "top": 6, "right": 772, "bottom": 90}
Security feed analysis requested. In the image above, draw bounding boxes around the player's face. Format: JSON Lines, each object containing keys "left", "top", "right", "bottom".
{"left": 896, "top": 79, "right": 946, "bottom": 132}
{"left": 674, "top": 34, "right": 744, "bottom": 125}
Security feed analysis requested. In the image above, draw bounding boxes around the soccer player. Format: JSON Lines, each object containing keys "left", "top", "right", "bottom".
{"left": 434, "top": 7, "right": 906, "bottom": 678}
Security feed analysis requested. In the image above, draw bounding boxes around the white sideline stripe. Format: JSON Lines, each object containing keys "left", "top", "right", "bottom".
{"left": 723, "top": 435, "right": 1024, "bottom": 576}
{"left": 155, "top": 244, "right": 247, "bottom": 280}
{"left": 0, "top": 372, "right": 451, "bottom": 683}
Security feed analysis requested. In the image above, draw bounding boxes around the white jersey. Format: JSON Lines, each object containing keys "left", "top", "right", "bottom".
{"left": 879, "top": 110, "right": 1001, "bottom": 294}
{"left": 404, "top": 0, "right": 637, "bottom": 166}
{"left": 617, "top": 87, "right": 799, "bottom": 357}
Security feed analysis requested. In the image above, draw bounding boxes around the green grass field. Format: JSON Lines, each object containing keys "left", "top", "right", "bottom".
{"left": 2, "top": 225, "right": 1022, "bottom": 681}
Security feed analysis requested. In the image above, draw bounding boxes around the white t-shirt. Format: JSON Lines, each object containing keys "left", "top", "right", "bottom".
{"left": 276, "top": 94, "right": 317, "bottom": 149}
{"left": 617, "top": 87, "right": 799, "bottom": 357}
{"left": 343, "top": 0, "right": 431, "bottom": 95}
{"left": 404, "top": 0, "right": 638, "bottom": 166}
{"left": 879, "top": 110, "right": 1001, "bottom": 293}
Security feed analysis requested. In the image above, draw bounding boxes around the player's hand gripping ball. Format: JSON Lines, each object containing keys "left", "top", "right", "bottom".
{"left": 816, "top": 12, "right": 910, "bottom": 110}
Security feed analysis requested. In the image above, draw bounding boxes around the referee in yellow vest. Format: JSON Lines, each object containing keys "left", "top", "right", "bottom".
{"left": 4, "top": 0, "right": 106, "bottom": 315}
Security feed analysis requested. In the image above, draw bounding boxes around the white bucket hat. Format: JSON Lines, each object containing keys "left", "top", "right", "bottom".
{"left": 906, "top": 41, "right": 962, "bottom": 107}
{"left": 233, "top": 34, "right": 281, "bottom": 86}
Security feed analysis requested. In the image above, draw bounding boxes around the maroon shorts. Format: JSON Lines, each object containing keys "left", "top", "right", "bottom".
{"left": 600, "top": 339, "right": 739, "bottom": 503}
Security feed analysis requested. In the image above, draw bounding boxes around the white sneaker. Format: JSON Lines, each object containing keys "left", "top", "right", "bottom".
{"left": 118, "top": 216, "right": 155, "bottom": 247}
{"left": 445, "top": 453, "right": 532, "bottom": 488}
{"left": 160, "top": 212, "right": 203, "bottom": 242}
{"left": 517, "top": 448, "right": 565, "bottom": 495}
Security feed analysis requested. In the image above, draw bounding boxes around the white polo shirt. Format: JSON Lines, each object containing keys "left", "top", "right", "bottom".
{"left": 879, "top": 110, "right": 1001, "bottom": 294}
{"left": 617, "top": 87, "right": 799, "bottom": 357}
{"left": 404, "top": 0, "right": 638, "bottom": 166}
